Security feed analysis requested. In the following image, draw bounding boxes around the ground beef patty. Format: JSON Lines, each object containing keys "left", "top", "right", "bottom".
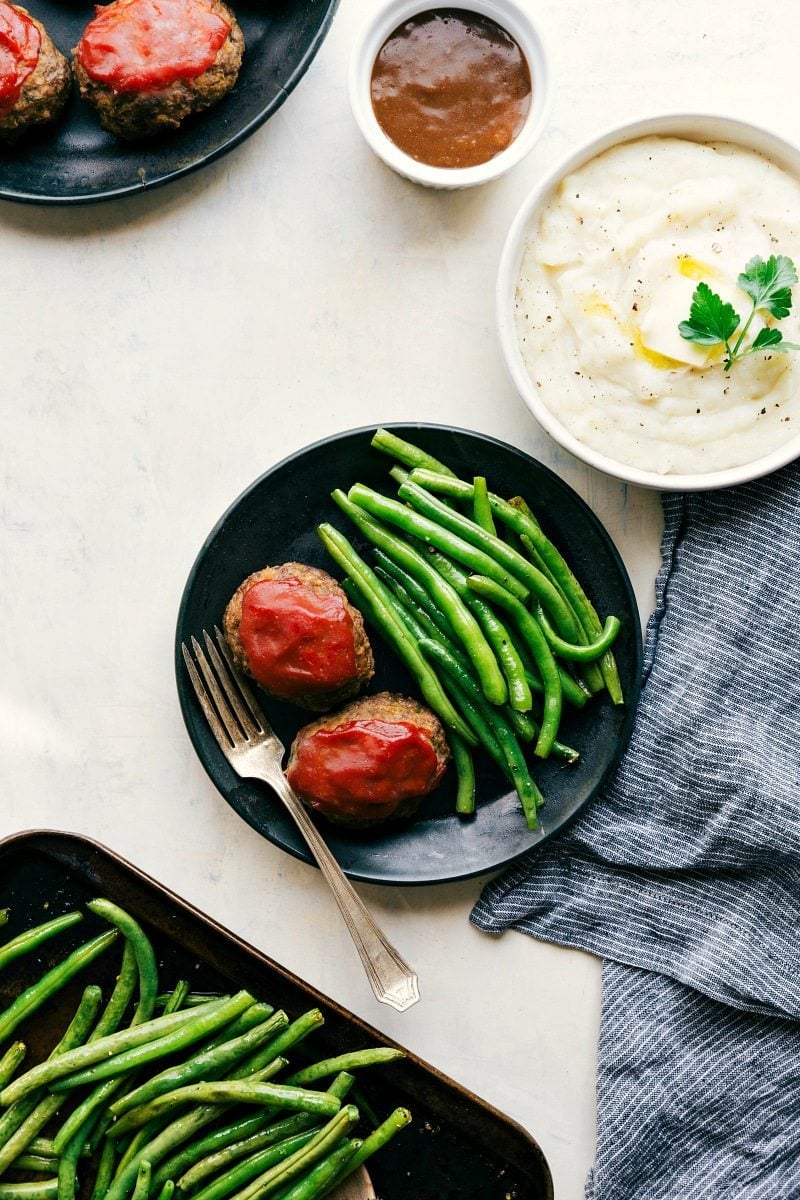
{"left": 286, "top": 692, "right": 451, "bottom": 828}
{"left": 0, "top": 3, "right": 69, "bottom": 142}
{"left": 223, "top": 562, "right": 374, "bottom": 712}
{"left": 72, "top": 0, "right": 244, "bottom": 140}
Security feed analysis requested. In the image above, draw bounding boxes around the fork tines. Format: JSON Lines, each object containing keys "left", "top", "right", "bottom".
{"left": 182, "top": 628, "right": 267, "bottom": 751}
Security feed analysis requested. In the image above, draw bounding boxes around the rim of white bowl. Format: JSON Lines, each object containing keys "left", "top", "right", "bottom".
{"left": 348, "top": 0, "right": 552, "bottom": 189}
{"left": 497, "top": 112, "right": 800, "bottom": 491}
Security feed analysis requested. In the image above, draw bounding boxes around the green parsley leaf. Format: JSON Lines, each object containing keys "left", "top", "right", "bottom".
{"left": 679, "top": 254, "right": 799, "bottom": 368}
{"left": 737, "top": 254, "right": 797, "bottom": 319}
{"left": 751, "top": 327, "right": 784, "bottom": 351}
{"left": 678, "top": 281, "right": 740, "bottom": 347}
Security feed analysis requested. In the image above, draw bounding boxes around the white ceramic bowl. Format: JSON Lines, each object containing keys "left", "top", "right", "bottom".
{"left": 348, "top": 0, "right": 551, "bottom": 190}
{"left": 497, "top": 113, "right": 800, "bottom": 490}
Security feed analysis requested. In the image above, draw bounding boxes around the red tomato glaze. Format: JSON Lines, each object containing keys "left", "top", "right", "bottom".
{"left": 76, "top": 0, "right": 230, "bottom": 92}
{"left": 239, "top": 578, "right": 358, "bottom": 700}
{"left": 0, "top": 2, "right": 40, "bottom": 116}
{"left": 287, "top": 719, "right": 442, "bottom": 821}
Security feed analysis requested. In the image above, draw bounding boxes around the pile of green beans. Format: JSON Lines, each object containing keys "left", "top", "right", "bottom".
{"left": 0, "top": 903, "right": 410, "bottom": 1200}
{"left": 316, "top": 429, "right": 624, "bottom": 829}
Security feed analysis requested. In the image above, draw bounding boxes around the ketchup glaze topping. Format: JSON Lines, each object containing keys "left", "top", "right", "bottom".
{"left": 0, "top": 2, "right": 40, "bottom": 116}
{"left": 371, "top": 8, "right": 532, "bottom": 169}
{"left": 287, "top": 719, "right": 442, "bottom": 821}
{"left": 76, "top": 0, "right": 230, "bottom": 92}
{"left": 238, "top": 578, "right": 359, "bottom": 701}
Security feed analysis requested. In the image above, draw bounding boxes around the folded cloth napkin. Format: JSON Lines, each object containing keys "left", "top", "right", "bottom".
{"left": 471, "top": 465, "right": 800, "bottom": 1199}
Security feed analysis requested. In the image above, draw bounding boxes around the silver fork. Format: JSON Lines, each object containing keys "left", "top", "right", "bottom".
{"left": 181, "top": 628, "right": 420, "bottom": 1013}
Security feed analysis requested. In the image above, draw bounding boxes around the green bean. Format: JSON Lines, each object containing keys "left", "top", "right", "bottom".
{"left": 372, "top": 551, "right": 455, "bottom": 642}
{"left": 82, "top": 978, "right": 189, "bottom": 1156}
{"left": 0, "top": 909, "right": 7, "bottom": 928}
{"left": 110, "top": 1081, "right": 341, "bottom": 1140}
{"left": 56, "top": 1123, "right": 91, "bottom": 1200}
{"left": 426, "top": 551, "right": 532, "bottom": 713}
{"left": 0, "top": 986, "right": 104, "bottom": 1177}
{"left": 0, "top": 1042, "right": 26, "bottom": 1088}
{"left": 518, "top": 528, "right": 603, "bottom": 694}
{"left": 184, "top": 1132, "right": 318, "bottom": 1200}
{"left": 371, "top": 428, "right": 457, "bottom": 477}
{"left": 450, "top": 732, "right": 476, "bottom": 816}
{"left": 154, "top": 1182, "right": 173, "bottom": 1200}
{"left": 334, "top": 490, "right": 508, "bottom": 705}
{"left": 466, "top": 576, "right": 563, "bottom": 759}
{"left": 348, "top": 483, "right": 528, "bottom": 608}
{"left": 134, "top": 1017, "right": 328, "bottom": 1195}
{"left": 286, "top": 1048, "right": 403, "bottom": 1088}
{"left": 103, "top": 1099, "right": 239, "bottom": 1200}
{"left": 11, "top": 1155, "right": 56, "bottom": 1173}
{"left": 48, "top": 992, "right": 255, "bottom": 1095}
{"left": 28, "top": 1140, "right": 58, "bottom": 1159}
{"left": 90, "top": 1138, "right": 118, "bottom": 1200}
{"left": 154, "top": 993, "right": 228, "bottom": 1010}
{"left": 420, "top": 639, "right": 542, "bottom": 827}
{"left": 152, "top": 1069, "right": 353, "bottom": 1194}
{"left": 203, "top": 1004, "right": 277, "bottom": 1053}
{"left": 230, "top": 1106, "right": 359, "bottom": 1200}
{"left": 317, "top": 523, "right": 476, "bottom": 744}
{"left": 0, "top": 930, "right": 116, "bottom": 1048}
{"left": 370, "top": 576, "right": 512, "bottom": 780}
{"left": 130, "top": 1160, "right": 152, "bottom": 1200}
{"left": 52, "top": 942, "right": 149, "bottom": 1156}
{"left": 410, "top": 468, "right": 624, "bottom": 703}
{"left": 151, "top": 1112, "right": 270, "bottom": 1190}
{"left": 111, "top": 1055, "right": 286, "bottom": 1177}
{"left": 1, "top": 998, "right": 235, "bottom": 1108}
{"left": 536, "top": 604, "right": 621, "bottom": 661}
{"left": 0, "top": 913, "right": 83, "bottom": 975}
{"left": 521, "top": 654, "right": 589, "bottom": 710}
{"left": 0, "top": 1181, "right": 58, "bottom": 1199}
{"left": 115, "top": 1118, "right": 165, "bottom": 1179}
{"left": 472, "top": 476, "right": 496, "bottom": 535}
{"left": 87, "top": 901, "right": 158, "bottom": 1025}
{"left": 178, "top": 1126, "right": 315, "bottom": 1193}
{"left": 397, "top": 479, "right": 580, "bottom": 640}
{"left": 272, "top": 1141, "right": 361, "bottom": 1200}
{"left": 326, "top": 1107, "right": 412, "bottom": 1193}
{"left": 372, "top": 567, "right": 534, "bottom": 767}
{"left": 111, "top": 1011, "right": 289, "bottom": 1119}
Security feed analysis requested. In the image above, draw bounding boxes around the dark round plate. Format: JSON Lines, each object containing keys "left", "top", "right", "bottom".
{"left": 0, "top": 0, "right": 338, "bottom": 204}
{"left": 175, "top": 424, "right": 642, "bottom": 886}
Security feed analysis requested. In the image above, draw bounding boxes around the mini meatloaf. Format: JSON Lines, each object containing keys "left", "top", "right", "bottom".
{"left": 223, "top": 562, "right": 374, "bottom": 712}
{"left": 72, "top": 0, "right": 244, "bottom": 140}
{"left": 0, "top": 2, "right": 69, "bottom": 142}
{"left": 286, "top": 692, "right": 451, "bottom": 828}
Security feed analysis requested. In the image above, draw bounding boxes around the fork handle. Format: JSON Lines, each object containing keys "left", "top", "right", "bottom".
{"left": 270, "top": 773, "right": 420, "bottom": 1013}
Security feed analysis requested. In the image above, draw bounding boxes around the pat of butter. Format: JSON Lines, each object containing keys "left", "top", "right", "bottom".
{"left": 634, "top": 244, "right": 741, "bottom": 369}
{"left": 638, "top": 276, "right": 712, "bottom": 367}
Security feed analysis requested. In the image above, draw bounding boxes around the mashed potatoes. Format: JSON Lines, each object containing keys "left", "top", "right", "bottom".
{"left": 515, "top": 136, "right": 800, "bottom": 475}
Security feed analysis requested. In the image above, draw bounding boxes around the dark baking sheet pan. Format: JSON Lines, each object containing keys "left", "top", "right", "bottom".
{"left": 0, "top": 829, "right": 553, "bottom": 1199}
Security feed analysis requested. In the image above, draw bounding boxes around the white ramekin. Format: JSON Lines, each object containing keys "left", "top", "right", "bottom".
{"left": 348, "top": 0, "right": 551, "bottom": 190}
{"left": 497, "top": 113, "right": 800, "bottom": 491}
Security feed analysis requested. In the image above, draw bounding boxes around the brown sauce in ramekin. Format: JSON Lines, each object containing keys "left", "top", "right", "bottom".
{"left": 370, "top": 8, "right": 532, "bottom": 169}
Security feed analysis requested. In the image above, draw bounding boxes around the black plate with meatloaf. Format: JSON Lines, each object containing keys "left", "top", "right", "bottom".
{"left": 175, "top": 424, "right": 643, "bottom": 886}
{"left": 0, "top": 0, "right": 338, "bottom": 204}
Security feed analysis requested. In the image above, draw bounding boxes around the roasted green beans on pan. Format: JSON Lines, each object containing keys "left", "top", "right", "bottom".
{"left": 0, "top": 905, "right": 410, "bottom": 1200}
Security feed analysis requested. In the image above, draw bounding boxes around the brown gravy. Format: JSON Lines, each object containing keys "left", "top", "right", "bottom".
{"left": 370, "top": 8, "right": 532, "bottom": 170}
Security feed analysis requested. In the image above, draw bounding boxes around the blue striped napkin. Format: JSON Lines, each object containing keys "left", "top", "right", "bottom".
{"left": 472, "top": 466, "right": 800, "bottom": 1199}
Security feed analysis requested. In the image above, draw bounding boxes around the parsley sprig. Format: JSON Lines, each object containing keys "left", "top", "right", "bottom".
{"left": 678, "top": 254, "right": 800, "bottom": 369}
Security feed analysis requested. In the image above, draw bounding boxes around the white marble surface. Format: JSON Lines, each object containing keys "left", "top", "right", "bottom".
{"left": 2, "top": 0, "right": 799, "bottom": 1195}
